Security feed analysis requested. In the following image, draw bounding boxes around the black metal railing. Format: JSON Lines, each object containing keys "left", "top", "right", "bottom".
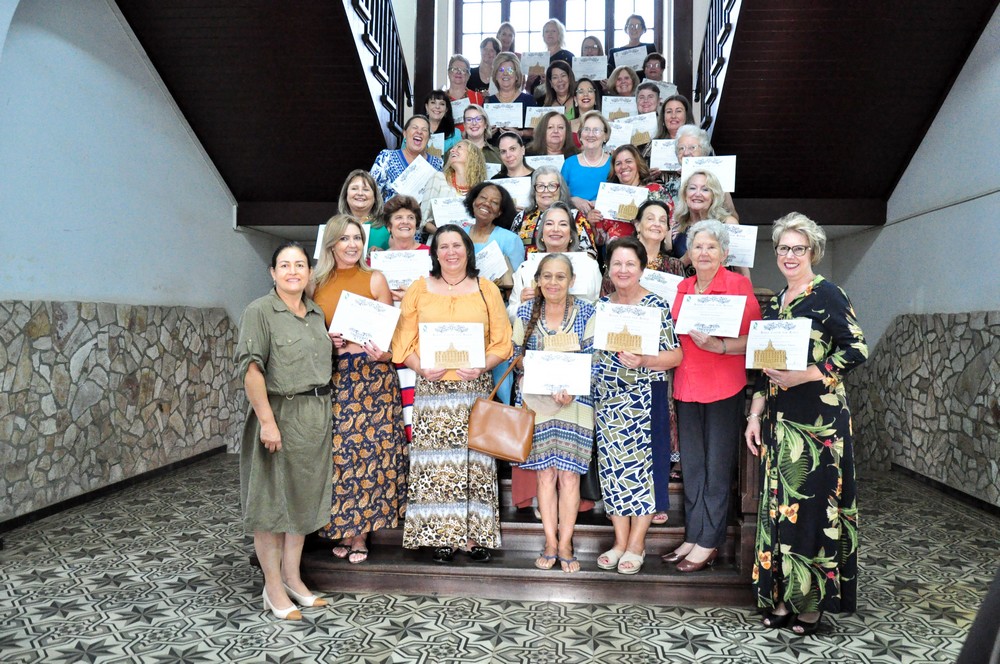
{"left": 694, "top": 0, "right": 742, "bottom": 134}
{"left": 345, "top": 0, "right": 413, "bottom": 147}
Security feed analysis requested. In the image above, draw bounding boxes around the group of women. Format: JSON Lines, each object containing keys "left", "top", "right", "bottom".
{"left": 236, "top": 12, "right": 868, "bottom": 638}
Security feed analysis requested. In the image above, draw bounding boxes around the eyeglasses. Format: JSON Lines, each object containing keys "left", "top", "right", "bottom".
{"left": 580, "top": 127, "right": 604, "bottom": 135}
{"left": 576, "top": 87, "right": 596, "bottom": 95}
{"left": 645, "top": 62, "right": 663, "bottom": 70}
{"left": 775, "top": 245, "right": 811, "bottom": 257}
{"left": 464, "top": 116, "right": 484, "bottom": 125}
{"left": 448, "top": 67, "right": 470, "bottom": 75}
{"left": 534, "top": 182, "right": 560, "bottom": 192}
{"left": 497, "top": 65, "right": 516, "bottom": 75}
{"left": 626, "top": 23, "right": 643, "bottom": 31}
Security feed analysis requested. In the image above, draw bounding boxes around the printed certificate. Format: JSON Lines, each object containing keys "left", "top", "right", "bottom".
{"left": 484, "top": 102, "right": 524, "bottom": 128}
{"left": 430, "top": 197, "right": 475, "bottom": 232}
{"left": 525, "top": 106, "right": 564, "bottom": 128}
{"left": 427, "top": 133, "right": 445, "bottom": 160}
{"left": 674, "top": 294, "right": 748, "bottom": 338}
{"left": 594, "top": 302, "right": 661, "bottom": 356}
{"left": 370, "top": 249, "right": 431, "bottom": 290}
{"left": 451, "top": 97, "right": 470, "bottom": 120}
{"left": 475, "top": 241, "right": 510, "bottom": 281}
{"left": 594, "top": 182, "right": 650, "bottom": 222}
{"left": 391, "top": 154, "right": 437, "bottom": 201}
{"left": 649, "top": 81, "right": 678, "bottom": 98}
{"left": 746, "top": 319, "right": 812, "bottom": 371}
{"left": 485, "top": 162, "right": 503, "bottom": 179}
{"left": 602, "top": 96, "right": 638, "bottom": 121}
{"left": 419, "top": 322, "right": 486, "bottom": 369}
{"left": 519, "top": 51, "right": 550, "bottom": 78}
{"left": 607, "top": 112, "right": 658, "bottom": 149}
{"left": 494, "top": 176, "right": 532, "bottom": 209}
{"left": 724, "top": 224, "right": 758, "bottom": 268}
{"left": 639, "top": 269, "right": 683, "bottom": 305}
{"left": 328, "top": 291, "right": 401, "bottom": 350}
{"left": 681, "top": 155, "right": 737, "bottom": 192}
{"left": 522, "top": 350, "right": 592, "bottom": 396}
{"left": 572, "top": 55, "right": 607, "bottom": 81}
{"left": 524, "top": 154, "right": 565, "bottom": 170}
{"left": 614, "top": 45, "right": 648, "bottom": 71}
{"left": 649, "top": 139, "right": 680, "bottom": 171}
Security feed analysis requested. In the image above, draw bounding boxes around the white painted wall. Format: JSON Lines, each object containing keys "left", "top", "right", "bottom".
{"left": 832, "top": 5, "right": 1000, "bottom": 345}
{"left": 0, "top": 0, "right": 274, "bottom": 321}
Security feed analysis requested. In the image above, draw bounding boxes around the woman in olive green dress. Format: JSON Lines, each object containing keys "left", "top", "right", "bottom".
{"left": 236, "top": 242, "right": 334, "bottom": 620}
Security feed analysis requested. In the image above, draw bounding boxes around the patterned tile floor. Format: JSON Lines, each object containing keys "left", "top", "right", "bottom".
{"left": 1, "top": 454, "right": 998, "bottom": 663}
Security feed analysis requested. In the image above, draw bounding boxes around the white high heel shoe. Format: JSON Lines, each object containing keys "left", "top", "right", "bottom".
{"left": 283, "top": 583, "right": 328, "bottom": 608}
{"left": 262, "top": 588, "right": 302, "bottom": 620}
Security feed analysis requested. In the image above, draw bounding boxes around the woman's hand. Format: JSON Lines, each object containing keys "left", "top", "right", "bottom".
{"left": 390, "top": 289, "right": 406, "bottom": 303}
{"left": 329, "top": 331, "right": 345, "bottom": 350}
{"left": 763, "top": 367, "right": 820, "bottom": 389}
{"left": 520, "top": 287, "right": 537, "bottom": 303}
{"left": 552, "top": 389, "right": 573, "bottom": 406}
{"left": 362, "top": 339, "right": 390, "bottom": 362}
{"left": 618, "top": 351, "right": 644, "bottom": 370}
{"left": 421, "top": 367, "right": 448, "bottom": 382}
{"left": 571, "top": 197, "right": 593, "bottom": 215}
{"left": 586, "top": 208, "right": 603, "bottom": 226}
{"left": 260, "top": 421, "right": 282, "bottom": 453}
{"left": 689, "top": 330, "right": 724, "bottom": 353}
{"left": 744, "top": 418, "right": 761, "bottom": 457}
{"left": 455, "top": 367, "right": 485, "bottom": 381}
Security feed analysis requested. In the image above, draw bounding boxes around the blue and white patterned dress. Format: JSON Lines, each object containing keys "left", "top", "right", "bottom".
{"left": 369, "top": 149, "right": 444, "bottom": 202}
{"left": 593, "top": 293, "right": 678, "bottom": 516}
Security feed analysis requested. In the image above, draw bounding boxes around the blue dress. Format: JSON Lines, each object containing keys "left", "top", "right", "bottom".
{"left": 561, "top": 154, "right": 609, "bottom": 202}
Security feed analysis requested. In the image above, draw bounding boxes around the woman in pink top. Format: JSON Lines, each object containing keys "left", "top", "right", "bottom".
{"left": 664, "top": 219, "right": 761, "bottom": 573}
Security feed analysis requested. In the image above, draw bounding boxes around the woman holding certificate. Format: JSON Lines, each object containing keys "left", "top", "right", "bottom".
{"left": 643, "top": 94, "right": 693, "bottom": 191}
{"left": 424, "top": 90, "right": 463, "bottom": 154}
{"left": 420, "top": 140, "right": 487, "bottom": 235}
{"left": 512, "top": 254, "right": 596, "bottom": 573}
{"left": 744, "top": 213, "right": 866, "bottom": 635}
{"left": 485, "top": 53, "right": 536, "bottom": 134}
{"left": 594, "top": 237, "right": 683, "bottom": 575}
{"left": 672, "top": 168, "right": 747, "bottom": 278}
{"left": 596, "top": 145, "right": 669, "bottom": 244}
{"left": 370, "top": 115, "right": 444, "bottom": 202}
{"left": 391, "top": 224, "right": 513, "bottom": 564}
{"left": 312, "top": 216, "right": 407, "bottom": 566}
{"left": 673, "top": 125, "right": 739, "bottom": 220}
{"left": 562, "top": 111, "right": 612, "bottom": 233}
{"left": 511, "top": 167, "right": 597, "bottom": 258}
{"left": 664, "top": 220, "right": 760, "bottom": 573}
{"left": 236, "top": 242, "right": 333, "bottom": 620}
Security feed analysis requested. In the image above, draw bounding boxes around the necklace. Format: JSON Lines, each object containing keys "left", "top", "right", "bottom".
{"left": 695, "top": 279, "right": 712, "bottom": 294}
{"left": 442, "top": 274, "right": 468, "bottom": 291}
{"left": 580, "top": 151, "right": 604, "bottom": 168}
{"left": 449, "top": 172, "right": 469, "bottom": 195}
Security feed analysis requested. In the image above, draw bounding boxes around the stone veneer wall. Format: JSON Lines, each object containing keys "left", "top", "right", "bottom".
{"left": 0, "top": 301, "right": 246, "bottom": 522}
{"left": 846, "top": 311, "right": 1000, "bottom": 507}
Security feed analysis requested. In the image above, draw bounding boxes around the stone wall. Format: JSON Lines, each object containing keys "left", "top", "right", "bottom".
{"left": 0, "top": 301, "right": 246, "bottom": 522}
{"left": 847, "top": 311, "right": 1000, "bottom": 507}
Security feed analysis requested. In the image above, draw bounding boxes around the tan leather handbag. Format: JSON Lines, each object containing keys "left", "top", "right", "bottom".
{"left": 467, "top": 357, "right": 534, "bottom": 463}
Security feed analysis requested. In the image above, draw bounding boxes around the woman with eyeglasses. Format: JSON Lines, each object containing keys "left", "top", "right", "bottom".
{"left": 462, "top": 104, "right": 502, "bottom": 165}
{"left": 468, "top": 37, "right": 500, "bottom": 94}
{"left": 607, "top": 14, "right": 656, "bottom": 73}
{"left": 510, "top": 166, "right": 596, "bottom": 258}
{"left": 445, "top": 54, "right": 485, "bottom": 123}
{"left": 570, "top": 78, "right": 602, "bottom": 145}
{"left": 745, "top": 213, "right": 866, "bottom": 636}
{"left": 642, "top": 53, "right": 667, "bottom": 82}
{"left": 486, "top": 53, "right": 537, "bottom": 140}
{"left": 580, "top": 35, "right": 604, "bottom": 58}
{"left": 561, "top": 111, "right": 612, "bottom": 243}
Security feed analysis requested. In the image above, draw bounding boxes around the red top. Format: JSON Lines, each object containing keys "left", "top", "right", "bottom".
{"left": 672, "top": 267, "right": 761, "bottom": 403}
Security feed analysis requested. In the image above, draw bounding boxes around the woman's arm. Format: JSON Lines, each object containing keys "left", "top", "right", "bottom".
{"left": 744, "top": 394, "right": 765, "bottom": 456}
{"left": 244, "top": 363, "right": 281, "bottom": 452}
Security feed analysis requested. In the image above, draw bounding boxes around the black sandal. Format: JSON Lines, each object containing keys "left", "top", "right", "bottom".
{"left": 790, "top": 613, "right": 823, "bottom": 636}
{"left": 432, "top": 547, "right": 454, "bottom": 564}
{"left": 762, "top": 611, "right": 794, "bottom": 629}
{"left": 466, "top": 546, "right": 491, "bottom": 563}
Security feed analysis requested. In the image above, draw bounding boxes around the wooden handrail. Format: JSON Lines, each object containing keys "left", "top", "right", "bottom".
{"left": 694, "top": 0, "right": 743, "bottom": 136}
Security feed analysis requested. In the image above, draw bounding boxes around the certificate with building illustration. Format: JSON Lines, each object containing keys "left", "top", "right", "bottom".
{"left": 524, "top": 154, "right": 565, "bottom": 170}
{"left": 681, "top": 155, "right": 737, "bottom": 192}
{"left": 573, "top": 55, "right": 607, "bottom": 81}
{"left": 615, "top": 45, "right": 648, "bottom": 71}
{"left": 594, "top": 182, "right": 650, "bottom": 222}
{"left": 594, "top": 302, "right": 661, "bottom": 356}
{"left": 639, "top": 269, "right": 683, "bottom": 306}
{"left": 522, "top": 350, "right": 593, "bottom": 396}
{"left": 649, "top": 139, "right": 680, "bottom": 171}
{"left": 494, "top": 176, "right": 532, "bottom": 209}
{"left": 673, "top": 294, "right": 747, "bottom": 338}
{"left": 427, "top": 133, "right": 446, "bottom": 159}
{"left": 419, "top": 323, "right": 486, "bottom": 369}
{"left": 391, "top": 154, "right": 437, "bottom": 201}
{"left": 484, "top": 102, "right": 524, "bottom": 128}
{"left": 430, "top": 197, "right": 475, "bottom": 232}
{"left": 607, "top": 112, "right": 658, "bottom": 149}
{"left": 519, "top": 51, "right": 549, "bottom": 78}
{"left": 525, "top": 106, "right": 563, "bottom": 128}
{"left": 602, "top": 96, "right": 638, "bottom": 121}
{"left": 370, "top": 249, "right": 432, "bottom": 290}
{"left": 474, "top": 241, "right": 510, "bottom": 281}
{"left": 329, "top": 291, "right": 401, "bottom": 350}
{"left": 745, "top": 319, "right": 812, "bottom": 371}
{"left": 724, "top": 224, "right": 758, "bottom": 268}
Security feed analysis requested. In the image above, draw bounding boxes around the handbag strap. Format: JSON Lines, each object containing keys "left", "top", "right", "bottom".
{"left": 486, "top": 355, "right": 521, "bottom": 401}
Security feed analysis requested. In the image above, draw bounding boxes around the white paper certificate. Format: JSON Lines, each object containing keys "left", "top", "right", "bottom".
{"left": 427, "top": 133, "right": 445, "bottom": 160}
{"left": 475, "top": 241, "right": 510, "bottom": 281}
{"left": 494, "top": 176, "right": 532, "bottom": 209}
{"left": 522, "top": 350, "right": 592, "bottom": 396}
{"left": 724, "top": 225, "right": 758, "bottom": 268}
{"left": 603, "top": 96, "right": 638, "bottom": 121}
{"left": 484, "top": 102, "right": 524, "bottom": 129}
{"left": 594, "top": 302, "right": 661, "bottom": 356}
{"left": 523, "top": 252, "right": 594, "bottom": 295}
{"left": 419, "top": 322, "right": 486, "bottom": 369}
{"left": 674, "top": 294, "right": 747, "bottom": 338}
{"left": 370, "top": 249, "right": 431, "bottom": 290}
{"left": 525, "top": 106, "right": 564, "bottom": 128}
{"left": 681, "top": 155, "right": 737, "bottom": 192}
{"left": 746, "top": 319, "right": 812, "bottom": 371}
{"left": 485, "top": 162, "right": 503, "bottom": 179}
{"left": 594, "top": 182, "right": 650, "bottom": 222}
{"left": 573, "top": 55, "right": 607, "bottom": 81}
{"left": 524, "top": 154, "right": 565, "bottom": 170}
{"left": 451, "top": 97, "right": 470, "bottom": 120}
{"left": 607, "top": 112, "right": 658, "bottom": 149}
{"left": 329, "top": 291, "right": 401, "bottom": 350}
{"left": 649, "top": 81, "right": 678, "bottom": 99}
{"left": 519, "top": 51, "right": 549, "bottom": 78}
{"left": 649, "top": 139, "right": 681, "bottom": 171}
{"left": 391, "top": 154, "right": 437, "bottom": 201}
{"left": 639, "top": 269, "right": 683, "bottom": 306}
{"left": 430, "top": 197, "right": 475, "bottom": 232}
{"left": 615, "top": 45, "right": 648, "bottom": 71}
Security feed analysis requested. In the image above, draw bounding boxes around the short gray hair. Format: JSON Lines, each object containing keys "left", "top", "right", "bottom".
{"left": 674, "top": 124, "right": 713, "bottom": 157}
{"left": 687, "top": 219, "right": 731, "bottom": 255}
{"left": 771, "top": 212, "right": 826, "bottom": 264}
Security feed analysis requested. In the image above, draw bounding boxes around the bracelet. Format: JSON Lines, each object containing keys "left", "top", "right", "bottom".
{"left": 747, "top": 412, "right": 761, "bottom": 420}
{"left": 720, "top": 339, "right": 728, "bottom": 355}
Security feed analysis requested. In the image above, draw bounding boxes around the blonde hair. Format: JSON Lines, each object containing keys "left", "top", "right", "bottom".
{"left": 444, "top": 139, "right": 487, "bottom": 189}
{"left": 312, "top": 215, "right": 371, "bottom": 289}
{"left": 772, "top": 212, "right": 826, "bottom": 264}
{"left": 492, "top": 52, "right": 525, "bottom": 90}
{"left": 673, "top": 169, "right": 731, "bottom": 233}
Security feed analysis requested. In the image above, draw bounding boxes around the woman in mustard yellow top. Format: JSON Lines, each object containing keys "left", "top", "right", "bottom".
{"left": 311, "top": 215, "right": 407, "bottom": 565}
{"left": 391, "top": 224, "right": 513, "bottom": 564}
